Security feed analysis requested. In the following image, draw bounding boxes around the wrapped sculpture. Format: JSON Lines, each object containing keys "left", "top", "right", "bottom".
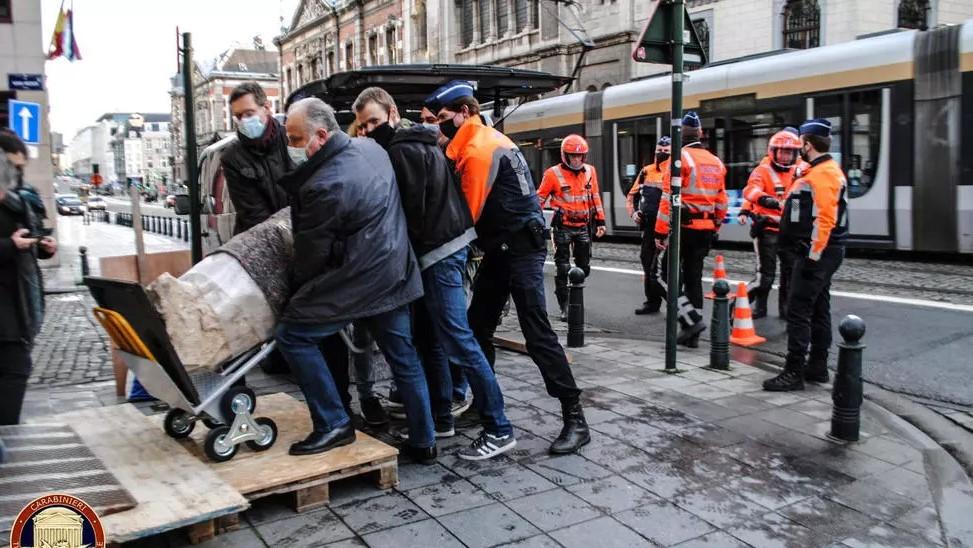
{"left": 147, "top": 209, "right": 292, "bottom": 372}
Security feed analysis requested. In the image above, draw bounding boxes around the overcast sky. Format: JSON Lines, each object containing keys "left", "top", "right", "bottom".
{"left": 41, "top": 0, "right": 300, "bottom": 141}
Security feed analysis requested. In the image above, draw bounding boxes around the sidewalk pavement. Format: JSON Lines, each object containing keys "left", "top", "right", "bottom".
{"left": 23, "top": 325, "right": 971, "bottom": 547}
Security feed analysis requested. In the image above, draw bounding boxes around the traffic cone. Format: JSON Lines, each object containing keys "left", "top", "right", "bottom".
{"left": 705, "top": 255, "right": 728, "bottom": 299}
{"left": 729, "top": 282, "right": 766, "bottom": 347}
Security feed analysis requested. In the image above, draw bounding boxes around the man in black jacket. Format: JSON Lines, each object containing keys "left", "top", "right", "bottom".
{"left": 0, "top": 154, "right": 56, "bottom": 424}
{"left": 354, "top": 88, "right": 516, "bottom": 460}
{"left": 276, "top": 98, "right": 436, "bottom": 461}
{"left": 220, "top": 82, "right": 290, "bottom": 235}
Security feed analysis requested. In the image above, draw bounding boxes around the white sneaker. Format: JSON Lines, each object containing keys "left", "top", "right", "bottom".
{"left": 457, "top": 431, "right": 517, "bottom": 461}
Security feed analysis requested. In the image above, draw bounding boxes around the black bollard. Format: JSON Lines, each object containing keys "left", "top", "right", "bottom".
{"left": 79, "top": 246, "right": 90, "bottom": 279}
{"left": 567, "top": 267, "right": 585, "bottom": 348}
{"left": 709, "top": 279, "right": 731, "bottom": 370}
{"left": 167, "top": 217, "right": 173, "bottom": 236}
{"left": 176, "top": 217, "right": 182, "bottom": 238}
{"left": 830, "top": 315, "right": 866, "bottom": 442}
{"left": 183, "top": 220, "right": 189, "bottom": 242}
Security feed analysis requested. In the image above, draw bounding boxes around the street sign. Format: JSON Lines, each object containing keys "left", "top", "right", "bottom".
{"left": 632, "top": 0, "right": 708, "bottom": 67}
{"left": 7, "top": 73, "right": 45, "bottom": 91}
{"left": 7, "top": 99, "right": 41, "bottom": 145}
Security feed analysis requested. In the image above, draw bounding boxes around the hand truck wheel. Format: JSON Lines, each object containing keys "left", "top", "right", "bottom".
{"left": 204, "top": 426, "right": 238, "bottom": 462}
{"left": 163, "top": 409, "right": 196, "bottom": 439}
{"left": 201, "top": 416, "right": 223, "bottom": 429}
{"left": 220, "top": 386, "right": 257, "bottom": 422}
{"left": 245, "top": 417, "right": 278, "bottom": 452}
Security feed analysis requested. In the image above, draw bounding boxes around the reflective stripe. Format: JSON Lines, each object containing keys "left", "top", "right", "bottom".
{"left": 510, "top": 149, "right": 533, "bottom": 196}
{"left": 682, "top": 151, "right": 697, "bottom": 193}
{"left": 692, "top": 186, "right": 722, "bottom": 197}
{"left": 762, "top": 164, "right": 786, "bottom": 197}
{"left": 552, "top": 164, "right": 567, "bottom": 187}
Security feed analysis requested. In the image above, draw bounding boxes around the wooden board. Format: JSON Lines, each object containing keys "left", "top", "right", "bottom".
{"left": 61, "top": 403, "right": 248, "bottom": 544}
{"left": 162, "top": 392, "right": 399, "bottom": 510}
{"left": 98, "top": 249, "right": 192, "bottom": 286}
{"left": 0, "top": 423, "right": 136, "bottom": 533}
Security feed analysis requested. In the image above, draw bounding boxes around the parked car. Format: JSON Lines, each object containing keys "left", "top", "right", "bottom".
{"left": 164, "top": 194, "right": 177, "bottom": 208}
{"left": 55, "top": 195, "right": 85, "bottom": 216}
{"left": 86, "top": 196, "right": 107, "bottom": 211}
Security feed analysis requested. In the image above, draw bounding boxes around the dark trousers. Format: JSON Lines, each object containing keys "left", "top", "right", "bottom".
{"left": 0, "top": 341, "right": 32, "bottom": 425}
{"left": 777, "top": 240, "right": 799, "bottom": 318}
{"left": 468, "top": 248, "right": 582, "bottom": 403}
{"left": 639, "top": 230, "right": 663, "bottom": 308}
{"left": 552, "top": 226, "right": 591, "bottom": 308}
{"left": 747, "top": 231, "right": 779, "bottom": 314}
{"left": 319, "top": 334, "right": 353, "bottom": 414}
{"left": 785, "top": 245, "right": 844, "bottom": 371}
{"left": 661, "top": 227, "right": 713, "bottom": 310}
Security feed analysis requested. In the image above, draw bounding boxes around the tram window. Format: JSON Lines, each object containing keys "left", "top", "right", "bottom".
{"left": 518, "top": 140, "right": 542, "bottom": 188}
{"left": 721, "top": 113, "right": 779, "bottom": 190}
{"left": 848, "top": 90, "right": 881, "bottom": 198}
{"left": 813, "top": 94, "right": 844, "bottom": 166}
{"left": 635, "top": 118, "right": 658, "bottom": 167}
{"left": 617, "top": 122, "right": 636, "bottom": 194}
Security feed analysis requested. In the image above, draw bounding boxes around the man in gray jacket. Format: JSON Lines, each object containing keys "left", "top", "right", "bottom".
{"left": 276, "top": 98, "right": 436, "bottom": 462}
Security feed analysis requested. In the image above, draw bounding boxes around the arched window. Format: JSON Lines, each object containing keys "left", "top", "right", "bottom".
{"left": 692, "top": 18, "right": 710, "bottom": 60}
{"left": 782, "top": 0, "right": 820, "bottom": 50}
{"left": 898, "top": 0, "right": 929, "bottom": 30}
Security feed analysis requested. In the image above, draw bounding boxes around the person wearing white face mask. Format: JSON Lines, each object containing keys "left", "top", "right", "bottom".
{"left": 220, "top": 82, "right": 290, "bottom": 236}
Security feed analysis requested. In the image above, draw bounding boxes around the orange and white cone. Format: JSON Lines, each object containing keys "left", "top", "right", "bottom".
{"left": 729, "top": 282, "right": 766, "bottom": 346}
{"left": 705, "top": 255, "right": 728, "bottom": 299}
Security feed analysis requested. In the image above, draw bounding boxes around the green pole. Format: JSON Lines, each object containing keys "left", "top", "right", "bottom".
{"left": 181, "top": 32, "right": 202, "bottom": 264}
{"left": 664, "top": 0, "right": 685, "bottom": 372}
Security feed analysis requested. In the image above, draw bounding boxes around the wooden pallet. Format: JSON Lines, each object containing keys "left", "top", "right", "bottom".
{"left": 163, "top": 392, "right": 399, "bottom": 514}
{"left": 61, "top": 404, "right": 249, "bottom": 546}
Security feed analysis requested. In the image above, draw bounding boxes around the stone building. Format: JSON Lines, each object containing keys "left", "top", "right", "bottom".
{"left": 169, "top": 47, "right": 280, "bottom": 184}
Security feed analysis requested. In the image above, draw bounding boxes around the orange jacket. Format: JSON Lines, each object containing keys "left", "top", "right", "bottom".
{"left": 781, "top": 155, "right": 849, "bottom": 260}
{"left": 538, "top": 164, "right": 605, "bottom": 228}
{"left": 655, "top": 143, "right": 727, "bottom": 235}
{"left": 626, "top": 163, "right": 666, "bottom": 218}
{"left": 740, "top": 157, "right": 796, "bottom": 232}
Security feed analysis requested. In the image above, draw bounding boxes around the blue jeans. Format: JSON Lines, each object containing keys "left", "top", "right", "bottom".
{"left": 422, "top": 248, "right": 513, "bottom": 437}
{"left": 276, "top": 304, "right": 435, "bottom": 448}
{"left": 451, "top": 364, "right": 468, "bottom": 401}
{"left": 351, "top": 321, "right": 377, "bottom": 401}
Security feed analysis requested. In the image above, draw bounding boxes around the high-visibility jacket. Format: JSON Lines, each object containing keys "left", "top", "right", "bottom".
{"left": 445, "top": 116, "right": 544, "bottom": 251}
{"left": 538, "top": 163, "right": 605, "bottom": 228}
{"left": 626, "top": 163, "right": 666, "bottom": 225}
{"left": 780, "top": 154, "right": 849, "bottom": 261}
{"left": 655, "top": 142, "right": 727, "bottom": 235}
{"left": 740, "top": 156, "right": 796, "bottom": 232}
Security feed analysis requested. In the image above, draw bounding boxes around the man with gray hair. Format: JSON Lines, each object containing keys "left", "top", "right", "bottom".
{"left": 275, "top": 98, "right": 437, "bottom": 461}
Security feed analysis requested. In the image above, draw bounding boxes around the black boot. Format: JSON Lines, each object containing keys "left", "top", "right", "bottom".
{"left": 762, "top": 370, "right": 805, "bottom": 392}
{"left": 805, "top": 358, "right": 830, "bottom": 384}
{"left": 752, "top": 297, "right": 768, "bottom": 319}
{"left": 550, "top": 401, "right": 590, "bottom": 454}
{"left": 677, "top": 321, "right": 706, "bottom": 347}
{"left": 634, "top": 302, "right": 661, "bottom": 315}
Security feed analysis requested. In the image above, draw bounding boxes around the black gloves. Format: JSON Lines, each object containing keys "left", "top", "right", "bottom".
{"left": 758, "top": 196, "right": 781, "bottom": 210}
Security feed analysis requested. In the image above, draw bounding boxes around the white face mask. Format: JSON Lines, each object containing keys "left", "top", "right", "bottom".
{"left": 238, "top": 115, "right": 266, "bottom": 139}
{"left": 287, "top": 146, "right": 308, "bottom": 166}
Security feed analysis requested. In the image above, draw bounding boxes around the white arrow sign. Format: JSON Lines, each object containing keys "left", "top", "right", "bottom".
{"left": 18, "top": 106, "right": 33, "bottom": 142}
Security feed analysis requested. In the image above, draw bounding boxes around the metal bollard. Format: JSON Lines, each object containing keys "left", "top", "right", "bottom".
{"left": 567, "top": 267, "right": 585, "bottom": 348}
{"left": 167, "top": 217, "right": 173, "bottom": 236}
{"left": 176, "top": 218, "right": 182, "bottom": 238}
{"left": 183, "top": 220, "right": 189, "bottom": 242}
{"left": 829, "top": 315, "right": 866, "bottom": 442}
{"left": 709, "top": 279, "right": 731, "bottom": 370}
{"left": 79, "top": 246, "right": 90, "bottom": 279}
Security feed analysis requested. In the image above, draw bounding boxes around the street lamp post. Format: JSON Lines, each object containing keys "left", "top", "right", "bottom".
{"left": 180, "top": 32, "right": 203, "bottom": 264}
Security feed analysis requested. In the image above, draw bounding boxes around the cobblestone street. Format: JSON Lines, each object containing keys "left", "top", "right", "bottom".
{"left": 29, "top": 292, "right": 113, "bottom": 387}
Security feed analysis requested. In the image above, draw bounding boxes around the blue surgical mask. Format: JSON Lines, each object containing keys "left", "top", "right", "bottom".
{"left": 287, "top": 146, "right": 308, "bottom": 166}
{"left": 422, "top": 122, "right": 440, "bottom": 132}
{"left": 238, "top": 115, "right": 266, "bottom": 139}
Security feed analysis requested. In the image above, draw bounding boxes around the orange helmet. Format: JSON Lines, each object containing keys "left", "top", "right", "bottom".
{"left": 767, "top": 130, "right": 802, "bottom": 169}
{"left": 561, "top": 134, "right": 589, "bottom": 170}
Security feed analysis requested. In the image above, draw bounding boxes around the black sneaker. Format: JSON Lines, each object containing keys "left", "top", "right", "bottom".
{"left": 763, "top": 370, "right": 805, "bottom": 392}
{"left": 458, "top": 431, "right": 517, "bottom": 461}
{"left": 634, "top": 303, "right": 660, "bottom": 315}
{"left": 451, "top": 395, "right": 473, "bottom": 417}
{"left": 401, "top": 443, "right": 438, "bottom": 465}
{"left": 360, "top": 396, "right": 389, "bottom": 427}
{"left": 393, "top": 424, "right": 455, "bottom": 440}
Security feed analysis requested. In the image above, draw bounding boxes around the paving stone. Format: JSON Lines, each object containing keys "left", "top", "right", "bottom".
{"left": 525, "top": 453, "right": 614, "bottom": 486}
{"left": 403, "top": 477, "right": 494, "bottom": 517}
{"left": 710, "top": 394, "right": 779, "bottom": 415}
{"left": 590, "top": 416, "right": 666, "bottom": 443}
{"left": 575, "top": 439, "right": 649, "bottom": 472}
{"left": 671, "top": 484, "right": 772, "bottom": 529}
{"left": 253, "top": 508, "right": 355, "bottom": 547}
{"left": 438, "top": 502, "right": 542, "bottom": 547}
{"left": 823, "top": 480, "right": 920, "bottom": 522}
{"left": 615, "top": 500, "right": 715, "bottom": 546}
{"left": 891, "top": 506, "right": 946, "bottom": 546}
{"left": 752, "top": 407, "right": 826, "bottom": 430}
{"left": 361, "top": 518, "right": 464, "bottom": 548}
{"left": 671, "top": 421, "right": 750, "bottom": 448}
{"left": 566, "top": 475, "right": 659, "bottom": 514}
{"left": 674, "top": 530, "right": 750, "bottom": 547}
{"left": 507, "top": 489, "right": 602, "bottom": 532}
{"left": 779, "top": 496, "right": 882, "bottom": 542}
{"left": 678, "top": 398, "right": 742, "bottom": 422}
{"left": 327, "top": 476, "right": 392, "bottom": 506}
{"left": 493, "top": 534, "right": 562, "bottom": 547}
{"left": 395, "top": 463, "right": 457, "bottom": 491}
{"left": 849, "top": 435, "right": 923, "bottom": 466}
{"left": 810, "top": 444, "right": 901, "bottom": 479}
{"left": 468, "top": 464, "right": 559, "bottom": 501}
{"left": 726, "top": 510, "right": 825, "bottom": 548}
{"left": 331, "top": 492, "right": 427, "bottom": 535}
{"left": 505, "top": 431, "right": 555, "bottom": 463}
{"left": 838, "top": 523, "right": 937, "bottom": 548}
{"left": 550, "top": 516, "right": 654, "bottom": 548}
{"left": 321, "top": 539, "right": 367, "bottom": 548}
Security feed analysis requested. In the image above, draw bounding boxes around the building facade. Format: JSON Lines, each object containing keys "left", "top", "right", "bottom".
{"left": 1, "top": 0, "right": 55, "bottom": 229}
{"left": 68, "top": 120, "right": 115, "bottom": 183}
{"left": 278, "top": 0, "right": 973, "bottom": 98}
{"left": 169, "top": 47, "right": 280, "bottom": 185}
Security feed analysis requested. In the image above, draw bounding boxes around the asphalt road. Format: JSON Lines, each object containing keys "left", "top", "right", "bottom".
{"left": 542, "top": 260, "right": 973, "bottom": 407}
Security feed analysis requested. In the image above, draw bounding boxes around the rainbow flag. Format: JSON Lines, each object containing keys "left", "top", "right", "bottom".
{"left": 47, "top": 4, "right": 82, "bottom": 61}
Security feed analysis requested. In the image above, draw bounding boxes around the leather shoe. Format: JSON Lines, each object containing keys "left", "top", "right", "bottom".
{"left": 401, "top": 443, "right": 438, "bottom": 465}
{"left": 550, "top": 401, "right": 590, "bottom": 454}
{"left": 634, "top": 303, "right": 660, "bottom": 315}
{"left": 289, "top": 424, "right": 356, "bottom": 456}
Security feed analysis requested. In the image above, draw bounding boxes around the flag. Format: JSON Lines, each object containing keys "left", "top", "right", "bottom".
{"left": 48, "top": 3, "right": 82, "bottom": 62}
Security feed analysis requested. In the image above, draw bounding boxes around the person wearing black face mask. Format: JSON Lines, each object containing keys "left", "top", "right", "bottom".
{"left": 626, "top": 136, "right": 672, "bottom": 315}
{"left": 353, "top": 87, "right": 517, "bottom": 461}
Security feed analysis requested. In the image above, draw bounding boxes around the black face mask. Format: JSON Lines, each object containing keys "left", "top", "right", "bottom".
{"left": 439, "top": 116, "right": 460, "bottom": 140}
{"left": 366, "top": 122, "right": 396, "bottom": 150}
{"left": 655, "top": 152, "right": 671, "bottom": 164}
{"left": 799, "top": 144, "right": 811, "bottom": 163}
